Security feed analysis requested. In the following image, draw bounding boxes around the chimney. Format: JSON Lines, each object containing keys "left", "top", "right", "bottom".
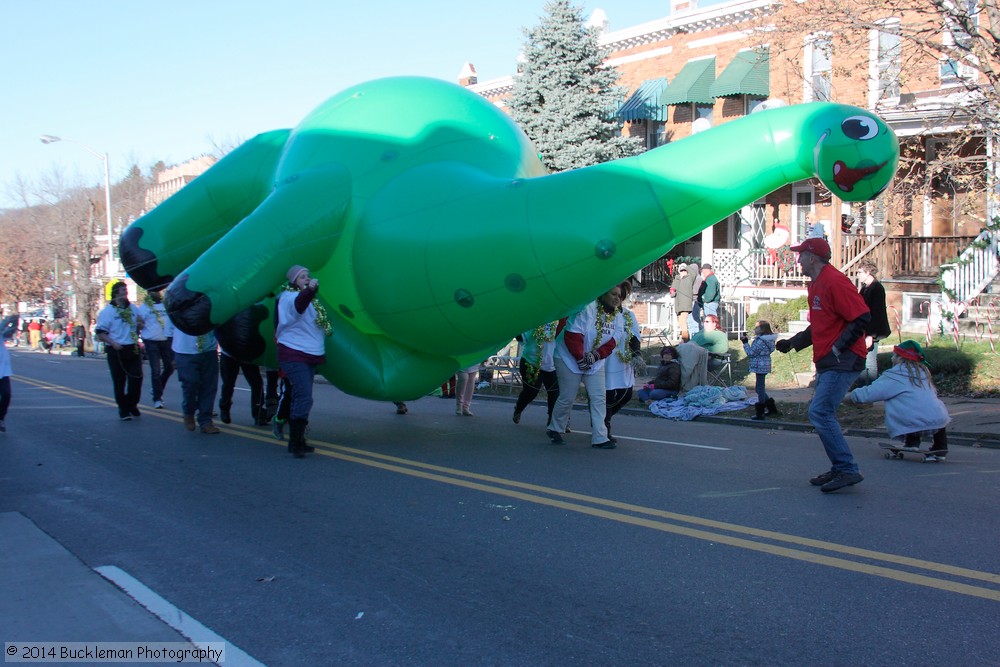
{"left": 458, "top": 62, "right": 478, "bottom": 87}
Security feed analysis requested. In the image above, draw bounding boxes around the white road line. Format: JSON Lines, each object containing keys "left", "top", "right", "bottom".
{"left": 574, "top": 431, "right": 730, "bottom": 450}
{"left": 96, "top": 566, "right": 266, "bottom": 667}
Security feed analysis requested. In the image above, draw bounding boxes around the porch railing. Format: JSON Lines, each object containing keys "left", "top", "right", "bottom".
{"left": 634, "top": 234, "right": 982, "bottom": 292}
{"left": 940, "top": 225, "right": 1000, "bottom": 307}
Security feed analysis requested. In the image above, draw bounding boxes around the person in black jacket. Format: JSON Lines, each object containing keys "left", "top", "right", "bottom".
{"left": 855, "top": 260, "right": 891, "bottom": 387}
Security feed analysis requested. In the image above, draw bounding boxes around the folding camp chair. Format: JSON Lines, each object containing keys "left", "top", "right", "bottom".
{"left": 707, "top": 353, "right": 732, "bottom": 386}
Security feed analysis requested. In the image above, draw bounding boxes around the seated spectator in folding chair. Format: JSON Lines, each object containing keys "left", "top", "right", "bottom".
{"left": 675, "top": 341, "right": 708, "bottom": 392}
{"left": 691, "top": 315, "right": 729, "bottom": 374}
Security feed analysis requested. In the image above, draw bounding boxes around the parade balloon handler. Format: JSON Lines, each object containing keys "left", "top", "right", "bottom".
{"left": 512, "top": 320, "right": 562, "bottom": 426}
{"left": 276, "top": 265, "right": 330, "bottom": 458}
{"left": 94, "top": 281, "right": 145, "bottom": 421}
{"left": 546, "top": 285, "right": 624, "bottom": 449}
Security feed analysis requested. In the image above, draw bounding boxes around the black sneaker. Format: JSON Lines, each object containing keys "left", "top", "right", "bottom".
{"left": 820, "top": 471, "right": 864, "bottom": 493}
{"left": 592, "top": 440, "right": 617, "bottom": 449}
{"left": 120, "top": 415, "right": 132, "bottom": 422}
{"left": 546, "top": 429, "right": 564, "bottom": 445}
{"left": 130, "top": 409, "right": 141, "bottom": 418}
{"left": 809, "top": 470, "right": 838, "bottom": 486}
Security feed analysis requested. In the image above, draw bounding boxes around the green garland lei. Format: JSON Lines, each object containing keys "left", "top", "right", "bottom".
{"left": 593, "top": 302, "right": 614, "bottom": 353}
{"left": 616, "top": 308, "right": 636, "bottom": 363}
{"left": 284, "top": 284, "right": 333, "bottom": 337}
{"left": 115, "top": 305, "right": 139, "bottom": 347}
{"left": 143, "top": 295, "right": 166, "bottom": 331}
{"left": 524, "top": 321, "right": 558, "bottom": 385}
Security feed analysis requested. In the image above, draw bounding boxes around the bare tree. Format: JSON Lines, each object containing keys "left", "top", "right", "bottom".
{"left": 753, "top": 0, "right": 999, "bottom": 230}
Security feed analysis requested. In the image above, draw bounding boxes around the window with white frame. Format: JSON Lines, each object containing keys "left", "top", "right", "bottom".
{"left": 941, "top": 0, "right": 979, "bottom": 83}
{"left": 804, "top": 34, "right": 833, "bottom": 102}
{"left": 871, "top": 19, "right": 901, "bottom": 103}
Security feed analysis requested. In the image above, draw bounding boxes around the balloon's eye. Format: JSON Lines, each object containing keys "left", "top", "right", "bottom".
{"left": 842, "top": 116, "right": 879, "bottom": 140}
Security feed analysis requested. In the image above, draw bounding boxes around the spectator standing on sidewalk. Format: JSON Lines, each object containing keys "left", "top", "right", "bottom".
{"left": 855, "top": 260, "right": 891, "bottom": 387}
{"left": 688, "top": 263, "right": 703, "bottom": 335}
{"left": 775, "top": 238, "right": 871, "bottom": 493}
{"left": 742, "top": 320, "right": 778, "bottom": 420}
{"left": 698, "top": 263, "right": 721, "bottom": 319}
{"left": 672, "top": 264, "right": 696, "bottom": 342}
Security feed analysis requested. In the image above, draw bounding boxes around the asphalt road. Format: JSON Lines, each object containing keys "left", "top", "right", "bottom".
{"left": 2, "top": 349, "right": 999, "bottom": 666}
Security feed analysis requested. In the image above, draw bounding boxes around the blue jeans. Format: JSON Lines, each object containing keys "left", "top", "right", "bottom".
{"left": 754, "top": 373, "right": 769, "bottom": 404}
{"left": 703, "top": 302, "right": 719, "bottom": 318}
{"left": 687, "top": 304, "right": 701, "bottom": 336}
{"left": 809, "top": 369, "right": 862, "bottom": 473}
{"left": 856, "top": 339, "right": 881, "bottom": 387}
{"left": 637, "top": 387, "right": 678, "bottom": 402}
{"left": 175, "top": 351, "right": 219, "bottom": 426}
{"left": 279, "top": 361, "right": 317, "bottom": 421}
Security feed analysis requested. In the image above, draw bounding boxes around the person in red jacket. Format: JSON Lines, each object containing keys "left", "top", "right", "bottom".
{"left": 776, "top": 238, "right": 871, "bottom": 493}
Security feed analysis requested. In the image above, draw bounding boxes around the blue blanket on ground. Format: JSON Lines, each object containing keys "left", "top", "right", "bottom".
{"left": 649, "top": 385, "right": 755, "bottom": 421}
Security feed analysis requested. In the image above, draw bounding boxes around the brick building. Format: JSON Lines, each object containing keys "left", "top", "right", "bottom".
{"left": 466, "top": 0, "right": 998, "bottom": 335}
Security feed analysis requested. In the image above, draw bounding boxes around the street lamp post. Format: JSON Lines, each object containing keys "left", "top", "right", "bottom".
{"left": 39, "top": 135, "right": 116, "bottom": 277}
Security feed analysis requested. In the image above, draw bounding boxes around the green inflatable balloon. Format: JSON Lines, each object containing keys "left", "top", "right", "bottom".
{"left": 120, "top": 76, "right": 898, "bottom": 401}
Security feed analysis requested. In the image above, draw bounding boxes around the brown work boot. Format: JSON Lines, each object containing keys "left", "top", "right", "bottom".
{"left": 183, "top": 415, "right": 196, "bottom": 431}
{"left": 201, "top": 421, "right": 221, "bottom": 435}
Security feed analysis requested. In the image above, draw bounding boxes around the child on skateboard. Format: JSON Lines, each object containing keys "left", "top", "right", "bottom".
{"left": 844, "top": 340, "right": 950, "bottom": 458}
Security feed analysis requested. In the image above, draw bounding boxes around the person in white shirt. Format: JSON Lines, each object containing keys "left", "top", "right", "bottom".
{"left": 172, "top": 329, "right": 220, "bottom": 434}
{"left": 136, "top": 290, "right": 174, "bottom": 409}
{"left": 604, "top": 280, "right": 642, "bottom": 444}
{"left": 277, "top": 265, "right": 329, "bottom": 457}
{"left": 512, "top": 320, "right": 561, "bottom": 426}
{"left": 546, "top": 285, "right": 624, "bottom": 449}
{"left": 94, "top": 282, "right": 145, "bottom": 421}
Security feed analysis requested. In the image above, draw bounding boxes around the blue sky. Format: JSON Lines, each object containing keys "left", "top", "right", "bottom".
{"left": 0, "top": 1, "right": 671, "bottom": 206}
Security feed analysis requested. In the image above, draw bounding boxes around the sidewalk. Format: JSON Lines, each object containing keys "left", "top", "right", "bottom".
{"left": 0, "top": 512, "right": 192, "bottom": 645}
{"left": 0, "top": 512, "right": 261, "bottom": 666}
{"left": 739, "top": 386, "right": 1000, "bottom": 447}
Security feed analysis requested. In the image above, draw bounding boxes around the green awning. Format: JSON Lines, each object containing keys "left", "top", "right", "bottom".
{"left": 710, "top": 48, "right": 770, "bottom": 98}
{"left": 661, "top": 57, "right": 716, "bottom": 105}
{"left": 616, "top": 78, "right": 669, "bottom": 122}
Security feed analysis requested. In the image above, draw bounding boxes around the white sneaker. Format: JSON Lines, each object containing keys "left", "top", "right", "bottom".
{"left": 153, "top": 400, "right": 164, "bottom": 409}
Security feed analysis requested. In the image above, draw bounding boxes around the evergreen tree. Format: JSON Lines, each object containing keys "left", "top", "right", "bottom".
{"left": 509, "top": 0, "right": 643, "bottom": 172}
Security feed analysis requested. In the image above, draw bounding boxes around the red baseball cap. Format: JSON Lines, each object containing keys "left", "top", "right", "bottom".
{"left": 790, "top": 237, "right": 832, "bottom": 259}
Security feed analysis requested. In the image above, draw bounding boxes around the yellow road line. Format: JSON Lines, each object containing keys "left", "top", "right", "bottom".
{"left": 18, "top": 376, "right": 1000, "bottom": 601}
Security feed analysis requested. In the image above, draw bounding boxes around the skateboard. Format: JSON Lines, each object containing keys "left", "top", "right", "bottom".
{"left": 878, "top": 442, "right": 948, "bottom": 462}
